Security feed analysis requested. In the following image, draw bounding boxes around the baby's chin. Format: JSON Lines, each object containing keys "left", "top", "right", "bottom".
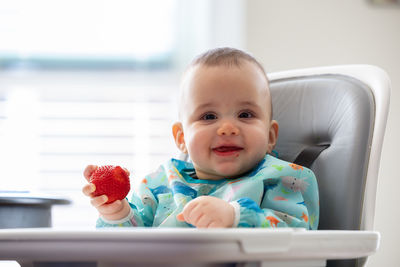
{"left": 196, "top": 166, "right": 252, "bottom": 180}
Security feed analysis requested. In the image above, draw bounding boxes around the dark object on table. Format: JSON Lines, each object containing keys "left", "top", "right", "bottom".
{"left": 0, "top": 191, "right": 71, "bottom": 228}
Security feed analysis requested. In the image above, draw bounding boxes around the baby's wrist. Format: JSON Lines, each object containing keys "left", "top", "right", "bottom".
{"left": 100, "top": 199, "right": 131, "bottom": 221}
{"left": 100, "top": 208, "right": 133, "bottom": 225}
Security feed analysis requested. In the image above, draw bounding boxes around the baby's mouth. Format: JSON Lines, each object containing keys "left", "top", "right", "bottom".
{"left": 212, "top": 146, "right": 243, "bottom": 156}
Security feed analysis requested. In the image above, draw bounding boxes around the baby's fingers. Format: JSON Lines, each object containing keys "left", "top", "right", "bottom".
{"left": 83, "top": 165, "right": 98, "bottom": 181}
{"left": 90, "top": 195, "right": 108, "bottom": 208}
{"left": 176, "top": 213, "right": 185, "bottom": 221}
{"left": 82, "top": 183, "right": 96, "bottom": 196}
{"left": 178, "top": 199, "right": 200, "bottom": 223}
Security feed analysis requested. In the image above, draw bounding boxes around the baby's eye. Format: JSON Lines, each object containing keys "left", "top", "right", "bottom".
{"left": 201, "top": 113, "right": 217, "bottom": 120}
{"left": 238, "top": 111, "right": 254, "bottom": 119}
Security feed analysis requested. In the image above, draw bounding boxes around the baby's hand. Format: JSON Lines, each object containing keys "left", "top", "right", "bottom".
{"left": 82, "top": 165, "right": 131, "bottom": 221}
{"left": 176, "top": 196, "right": 235, "bottom": 228}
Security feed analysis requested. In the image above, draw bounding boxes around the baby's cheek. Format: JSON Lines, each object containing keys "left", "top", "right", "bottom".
{"left": 187, "top": 128, "right": 209, "bottom": 149}
{"left": 249, "top": 129, "right": 270, "bottom": 154}
{"left": 189, "top": 144, "right": 207, "bottom": 163}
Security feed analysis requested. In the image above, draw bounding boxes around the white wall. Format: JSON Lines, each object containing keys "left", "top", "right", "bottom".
{"left": 245, "top": 1, "right": 399, "bottom": 266}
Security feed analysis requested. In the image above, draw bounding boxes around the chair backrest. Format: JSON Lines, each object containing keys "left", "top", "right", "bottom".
{"left": 269, "top": 66, "right": 390, "bottom": 267}
{"left": 269, "top": 65, "right": 390, "bottom": 232}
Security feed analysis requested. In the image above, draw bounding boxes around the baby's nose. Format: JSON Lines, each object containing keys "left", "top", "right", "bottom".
{"left": 217, "top": 122, "right": 240, "bottom": 136}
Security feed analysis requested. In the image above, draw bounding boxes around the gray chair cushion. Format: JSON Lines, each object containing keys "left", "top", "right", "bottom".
{"left": 270, "top": 74, "right": 374, "bottom": 231}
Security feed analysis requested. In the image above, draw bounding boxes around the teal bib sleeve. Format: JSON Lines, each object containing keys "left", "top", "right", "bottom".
{"left": 232, "top": 164, "right": 318, "bottom": 229}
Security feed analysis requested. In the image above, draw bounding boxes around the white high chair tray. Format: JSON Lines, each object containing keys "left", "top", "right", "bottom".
{"left": 0, "top": 228, "right": 379, "bottom": 266}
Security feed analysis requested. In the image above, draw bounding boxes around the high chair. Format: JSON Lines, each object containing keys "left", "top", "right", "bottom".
{"left": 0, "top": 65, "right": 390, "bottom": 267}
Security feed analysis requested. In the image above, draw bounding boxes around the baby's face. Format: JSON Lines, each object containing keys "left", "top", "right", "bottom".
{"left": 174, "top": 62, "right": 278, "bottom": 180}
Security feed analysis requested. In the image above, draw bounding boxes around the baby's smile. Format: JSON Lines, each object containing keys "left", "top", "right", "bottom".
{"left": 212, "top": 145, "right": 244, "bottom": 157}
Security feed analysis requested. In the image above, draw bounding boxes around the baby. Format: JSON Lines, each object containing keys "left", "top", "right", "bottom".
{"left": 83, "top": 47, "right": 319, "bottom": 229}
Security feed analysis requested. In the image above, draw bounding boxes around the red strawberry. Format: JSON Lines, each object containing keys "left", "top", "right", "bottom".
{"left": 89, "top": 165, "right": 130, "bottom": 204}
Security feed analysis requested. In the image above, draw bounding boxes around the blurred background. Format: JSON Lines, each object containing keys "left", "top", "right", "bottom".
{"left": 0, "top": 0, "right": 398, "bottom": 266}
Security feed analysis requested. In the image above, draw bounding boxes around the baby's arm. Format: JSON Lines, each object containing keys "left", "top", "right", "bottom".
{"left": 82, "top": 165, "right": 144, "bottom": 227}
{"left": 233, "top": 167, "right": 319, "bottom": 229}
{"left": 231, "top": 198, "right": 310, "bottom": 228}
{"left": 83, "top": 183, "right": 132, "bottom": 218}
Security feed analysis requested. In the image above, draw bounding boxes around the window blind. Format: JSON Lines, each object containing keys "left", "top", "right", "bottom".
{"left": 0, "top": 71, "right": 180, "bottom": 227}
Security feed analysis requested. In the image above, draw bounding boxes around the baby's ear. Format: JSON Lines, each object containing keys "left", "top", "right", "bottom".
{"left": 267, "top": 120, "right": 279, "bottom": 154}
{"left": 172, "top": 122, "right": 188, "bottom": 153}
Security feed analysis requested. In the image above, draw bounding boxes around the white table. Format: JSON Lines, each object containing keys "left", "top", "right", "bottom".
{"left": 0, "top": 228, "right": 380, "bottom": 267}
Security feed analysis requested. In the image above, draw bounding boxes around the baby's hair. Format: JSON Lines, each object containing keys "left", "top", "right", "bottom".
{"left": 185, "top": 47, "right": 272, "bottom": 120}
{"left": 189, "top": 47, "right": 269, "bottom": 83}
